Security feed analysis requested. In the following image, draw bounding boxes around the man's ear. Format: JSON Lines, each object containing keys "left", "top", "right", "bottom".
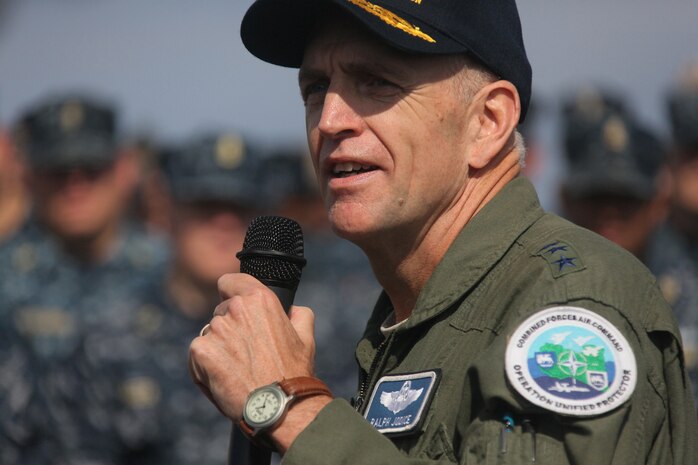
{"left": 467, "top": 80, "right": 520, "bottom": 170}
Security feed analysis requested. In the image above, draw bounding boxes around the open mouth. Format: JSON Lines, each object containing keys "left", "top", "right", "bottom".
{"left": 332, "top": 161, "right": 377, "bottom": 178}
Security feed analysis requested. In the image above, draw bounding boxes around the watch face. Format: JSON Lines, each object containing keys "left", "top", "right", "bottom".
{"left": 244, "top": 386, "right": 285, "bottom": 427}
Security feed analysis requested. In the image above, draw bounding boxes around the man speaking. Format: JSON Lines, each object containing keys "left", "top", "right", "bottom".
{"left": 189, "top": 1, "right": 698, "bottom": 463}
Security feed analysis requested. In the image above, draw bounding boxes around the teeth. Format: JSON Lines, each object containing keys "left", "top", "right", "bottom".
{"left": 333, "top": 162, "right": 367, "bottom": 174}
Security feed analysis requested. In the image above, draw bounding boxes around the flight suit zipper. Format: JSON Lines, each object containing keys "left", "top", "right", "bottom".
{"left": 354, "top": 333, "right": 393, "bottom": 413}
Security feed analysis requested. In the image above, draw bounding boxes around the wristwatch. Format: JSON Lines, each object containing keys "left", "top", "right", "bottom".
{"left": 240, "top": 377, "right": 332, "bottom": 440}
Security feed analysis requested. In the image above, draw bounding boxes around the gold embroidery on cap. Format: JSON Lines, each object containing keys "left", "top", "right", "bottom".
{"left": 346, "top": 0, "right": 435, "bottom": 43}
{"left": 216, "top": 134, "right": 244, "bottom": 169}
{"left": 60, "top": 101, "right": 85, "bottom": 132}
{"left": 603, "top": 116, "right": 628, "bottom": 154}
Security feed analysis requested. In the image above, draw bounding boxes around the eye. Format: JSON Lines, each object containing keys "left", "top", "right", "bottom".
{"left": 360, "top": 74, "right": 402, "bottom": 97}
{"left": 301, "top": 79, "right": 329, "bottom": 106}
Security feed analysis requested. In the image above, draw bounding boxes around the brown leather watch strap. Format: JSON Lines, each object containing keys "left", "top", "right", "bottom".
{"left": 278, "top": 376, "right": 333, "bottom": 399}
{"left": 238, "top": 377, "right": 332, "bottom": 443}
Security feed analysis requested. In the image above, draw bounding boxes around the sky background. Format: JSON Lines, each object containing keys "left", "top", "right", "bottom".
{"left": 0, "top": 0, "right": 696, "bottom": 210}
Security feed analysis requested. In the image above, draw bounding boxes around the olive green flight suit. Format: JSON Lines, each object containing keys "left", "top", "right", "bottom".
{"left": 283, "top": 177, "right": 698, "bottom": 465}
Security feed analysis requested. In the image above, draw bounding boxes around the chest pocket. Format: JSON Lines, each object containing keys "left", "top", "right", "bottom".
{"left": 463, "top": 417, "right": 569, "bottom": 465}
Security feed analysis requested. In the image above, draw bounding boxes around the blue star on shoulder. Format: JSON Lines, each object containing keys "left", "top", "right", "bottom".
{"left": 554, "top": 255, "right": 577, "bottom": 271}
{"left": 538, "top": 242, "right": 560, "bottom": 253}
{"left": 535, "top": 240, "right": 585, "bottom": 277}
{"left": 538, "top": 242, "right": 569, "bottom": 255}
{"left": 547, "top": 245, "right": 568, "bottom": 254}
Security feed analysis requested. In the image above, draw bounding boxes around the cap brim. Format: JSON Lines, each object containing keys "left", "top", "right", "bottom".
{"left": 171, "top": 178, "right": 265, "bottom": 208}
{"left": 29, "top": 137, "right": 116, "bottom": 170}
{"left": 564, "top": 172, "right": 655, "bottom": 201}
{"left": 241, "top": 0, "right": 467, "bottom": 69}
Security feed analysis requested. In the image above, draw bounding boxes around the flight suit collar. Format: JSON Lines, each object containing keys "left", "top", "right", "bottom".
{"left": 356, "top": 177, "right": 545, "bottom": 373}
{"left": 398, "top": 176, "right": 545, "bottom": 331}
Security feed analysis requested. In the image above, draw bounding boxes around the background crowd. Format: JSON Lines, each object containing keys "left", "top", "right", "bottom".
{"left": 0, "top": 2, "right": 697, "bottom": 465}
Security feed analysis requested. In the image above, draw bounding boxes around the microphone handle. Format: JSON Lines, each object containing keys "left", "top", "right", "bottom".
{"left": 229, "top": 430, "right": 270, "bottom": 465}
{"left": 229, "top": 282, "right": 298, "bottom": 465}
{"left": 266, "top": 284, "right": 297, "bottom": 314}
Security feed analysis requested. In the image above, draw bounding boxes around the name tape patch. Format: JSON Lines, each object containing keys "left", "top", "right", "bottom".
{"left": 505, "top": 306, "right": 636, "bottom": 416}
{"left": 364, "top": 370, "right": 440, "bottom": 435}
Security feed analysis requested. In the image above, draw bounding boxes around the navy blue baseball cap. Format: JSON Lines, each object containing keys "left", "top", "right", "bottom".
{"left": 561, "top": 86, "right": 629, "bottom": 165}
{"left": 240, "top": 0, "right": 532, "bottom": 122}
{"left": 17, "top": 94, "right": 118, "bottom": 170}
{"left": 161, "top": 131, "right": 267, "bottom": 209}
{"left": 562, "top": 110, "right": 665, "bottom": 201}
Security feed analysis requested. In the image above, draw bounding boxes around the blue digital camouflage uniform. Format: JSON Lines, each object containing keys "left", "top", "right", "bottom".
{"left": 0, "top": 218, "right": 169, "bottom": 465}
{"left": 88, "top": 282, "right": 234, "bottom": 465}
{"left": 646, "top": 223, "right": 698, "bottom": 406}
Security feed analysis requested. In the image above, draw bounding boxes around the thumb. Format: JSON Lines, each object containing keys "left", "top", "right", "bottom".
{"left": 288, "top": 305, "right": 315, "bottom": 352}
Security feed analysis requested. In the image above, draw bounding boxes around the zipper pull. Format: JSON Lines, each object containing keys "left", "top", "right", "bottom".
{"left": 522, "top": 419, "right": 536, "bottom": 462}
{"left": 499, "top": 414, "right": 515, "bottom": 454}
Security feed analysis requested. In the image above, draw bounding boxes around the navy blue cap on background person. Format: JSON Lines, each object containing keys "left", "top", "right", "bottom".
{"left": 560, "top": 104, "right": 669, "bottom": 260}
{"left": 162, "top": 131, "right": 267, "bottom": 210}
{"left": 560, "top": 86, "right": 628, "bottom": 164}
{"left": 241, "top": 0, "right": 532, "bottom": 122}
{"left": 17, "top": 93, "right": 118, "bottom": 171}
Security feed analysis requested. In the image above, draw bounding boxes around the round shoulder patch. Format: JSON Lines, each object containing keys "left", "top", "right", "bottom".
{"left": 505, "top": 306, "right": 637, "bottom": 416}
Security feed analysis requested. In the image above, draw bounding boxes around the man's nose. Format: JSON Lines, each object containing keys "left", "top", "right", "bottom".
{"left": 317, "top": 90, "right": 362, "bottom": 140}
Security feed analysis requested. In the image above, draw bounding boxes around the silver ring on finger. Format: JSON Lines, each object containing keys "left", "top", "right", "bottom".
{"left": 199, "top": 323, "right": 212, "bottom": 337}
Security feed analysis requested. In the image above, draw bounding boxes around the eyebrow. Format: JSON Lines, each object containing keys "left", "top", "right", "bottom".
{"left": 299, "top": 57, "right": 412, "bottom": 86}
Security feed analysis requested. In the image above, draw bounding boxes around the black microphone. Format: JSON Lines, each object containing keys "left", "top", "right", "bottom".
{"left": 236, "top": 215, "right": 307, "bottom": 313}
{"left": 229, "top": 215, "right": 306, "bottom": 465}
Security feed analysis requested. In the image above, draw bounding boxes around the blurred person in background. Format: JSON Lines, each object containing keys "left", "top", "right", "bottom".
{"left": 0, "top": 120, "right": 30, "bottom": 243}
{"left": 650, "top": 62, "right": 698, "bottom": 408}
{"left": 264, "top": 148, "right": 380, "bottom": 399}
{"left": 85, "top": 131, "right": 267, "bottom": 465}
{"left": 0, "top": 93, "right": 168, "bottom": 465}
{"left": 559, "top": 89, "right": 669, "bottom": 262}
